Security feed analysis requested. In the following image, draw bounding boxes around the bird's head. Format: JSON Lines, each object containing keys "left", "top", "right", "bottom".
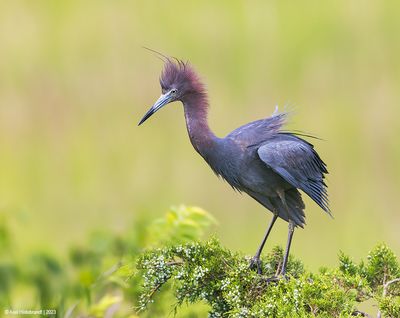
{"left": 138, "top": 58, "right": 205, "bottom": 125}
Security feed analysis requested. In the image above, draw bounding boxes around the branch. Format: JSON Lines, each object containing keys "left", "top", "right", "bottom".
{"left": 377, "top": 278, "right": 400, "bottom": 318}
{"left": 383, "top": 278, "right": 400, "bottom": 297}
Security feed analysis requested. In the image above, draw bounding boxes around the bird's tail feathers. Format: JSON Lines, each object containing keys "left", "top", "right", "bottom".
{"left": 271, "top": 188, "right": 306, "bottom": 228}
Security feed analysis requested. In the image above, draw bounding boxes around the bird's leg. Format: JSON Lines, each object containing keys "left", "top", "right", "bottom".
{"left": 249, "top": 214, "right": 278, "bottom": 274}
{"left": 263, "top": 221, "right": 295, "bottom": 284}
{"left": 280, "top": 219, "right": 295, "bottom": 276}
{"left": 275, "top": 189, "right": 295, "bottom": 277}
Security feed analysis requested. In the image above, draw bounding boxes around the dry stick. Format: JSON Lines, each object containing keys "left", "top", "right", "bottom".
{"left": 377, "top": 277, "right": 400, "bottom": 318}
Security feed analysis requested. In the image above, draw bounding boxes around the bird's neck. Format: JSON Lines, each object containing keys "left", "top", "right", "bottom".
{"left": 182, "top": 93, "right": 218, "bottom": 157}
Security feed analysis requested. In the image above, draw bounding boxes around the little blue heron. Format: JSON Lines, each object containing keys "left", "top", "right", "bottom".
{"left": 139, "top": 57, "right": 330, "bottom": 276}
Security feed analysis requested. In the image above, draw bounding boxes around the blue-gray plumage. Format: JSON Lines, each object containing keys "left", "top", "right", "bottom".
{"left": 139, "top": 58, "right": 330, "bottom": 276}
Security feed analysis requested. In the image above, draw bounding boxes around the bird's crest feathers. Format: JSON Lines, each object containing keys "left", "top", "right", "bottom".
{"left": 143, "top": 47, "right": 204, "bottom": 94}
{"left": 159, "top": 59, "right": 205, "bottom": 96}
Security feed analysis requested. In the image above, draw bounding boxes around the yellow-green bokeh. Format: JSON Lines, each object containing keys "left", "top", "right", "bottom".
{"left": 0, "top": 1, "right": 399, "bottom": 269}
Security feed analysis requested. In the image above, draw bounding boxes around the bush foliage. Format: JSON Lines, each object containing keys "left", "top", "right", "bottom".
{"left": 0, "top": 205, "right": 215, "bottom": 317}
{"left": 1, "top": 206, "right": 399, "bottom": 317}
{"left": 137, "top": 239, "right": 400, "bottom": 317}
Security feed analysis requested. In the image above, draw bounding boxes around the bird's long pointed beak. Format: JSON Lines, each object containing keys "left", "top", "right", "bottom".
{"left": 138, "top": 92, "right": 173, "bottom": 126}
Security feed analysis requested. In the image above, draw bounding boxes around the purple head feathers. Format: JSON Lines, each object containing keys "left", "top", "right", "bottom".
{"left": 159, "top": 59, "right": 206, "bottom": 101}
{"left": 138, "top": 57, "right": 209, "bottom": 126}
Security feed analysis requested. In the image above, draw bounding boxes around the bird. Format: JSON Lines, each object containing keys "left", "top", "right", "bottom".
{"left": 138, "top": 56, "right": 330, "bottom": 277}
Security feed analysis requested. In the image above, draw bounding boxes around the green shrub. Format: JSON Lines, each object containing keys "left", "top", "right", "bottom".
{"left": 1, "top": 207, "right": 399, "bottom": 317}
{"left": 137, "top": 240, "right": 400, "bottom": 317}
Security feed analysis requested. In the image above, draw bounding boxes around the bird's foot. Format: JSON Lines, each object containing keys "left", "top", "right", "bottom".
{"left": 249, "top": 256, "right": 262, "bottom": 274}
{"left": 264, "top": 274, "right": 288, "bottom": 284}
{"left": 264, "top": 275, "right": 280, "bottom": 284}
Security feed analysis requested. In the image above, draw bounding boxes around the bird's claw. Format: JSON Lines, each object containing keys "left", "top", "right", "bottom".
{"left": 264, "top": 275, "right": 280, "bottom": 284}
{"left": 264, "top": 274, "right": 289, "bottom": 284}
{"left": 249, "top": 256, "right": 262, "bottom": 274}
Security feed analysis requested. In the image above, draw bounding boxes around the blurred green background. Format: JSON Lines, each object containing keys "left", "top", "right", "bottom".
{"left": 1, "top": 0, "right": 399, "bottom": 286}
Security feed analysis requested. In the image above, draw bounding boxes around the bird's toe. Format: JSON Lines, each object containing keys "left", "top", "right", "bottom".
{"left": 264, "top": 275, "right": 280, "bottom": 284}
{"left": 264, "top": 274, "right": 289, "bottom": 284}
{"left": 249, "top": 256, "right": 263, "bottom": 274}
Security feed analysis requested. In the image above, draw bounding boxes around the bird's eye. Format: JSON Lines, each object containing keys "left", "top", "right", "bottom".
{"left": 170, "top": 88, "right": 177, "bottom": 94}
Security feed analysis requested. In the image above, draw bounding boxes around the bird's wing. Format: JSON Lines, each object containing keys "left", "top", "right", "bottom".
{"left": 226, "top": 112, "right": 288, "bottom": 146}
{"left": 257, "top": 137, "right": 331, "bottom": 214}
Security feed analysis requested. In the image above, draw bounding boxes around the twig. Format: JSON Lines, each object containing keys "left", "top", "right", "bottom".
{"left": 377, "top": 277, "right": 400, "bottom": 318}
{"left": 275, "top": 259, "right": 282, "bottom": 276}
{"left": 383, "top": 277, "right": 400, "bottom": 296}
{"left": 149, "top": 283, "right": 163, "bottom": 299}
{"left": 147, "top": 265, "right": 184, "bottom": 299}
{"left": 221, "top": 257, "right": 233, "bottom": 269}
{"left": 166, "top": 260, "right": 183, "bottom": 266}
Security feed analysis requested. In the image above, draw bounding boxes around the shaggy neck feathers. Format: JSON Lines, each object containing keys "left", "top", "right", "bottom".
{"left": 182, "top": 91, "right": 217, "bottom": 157}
